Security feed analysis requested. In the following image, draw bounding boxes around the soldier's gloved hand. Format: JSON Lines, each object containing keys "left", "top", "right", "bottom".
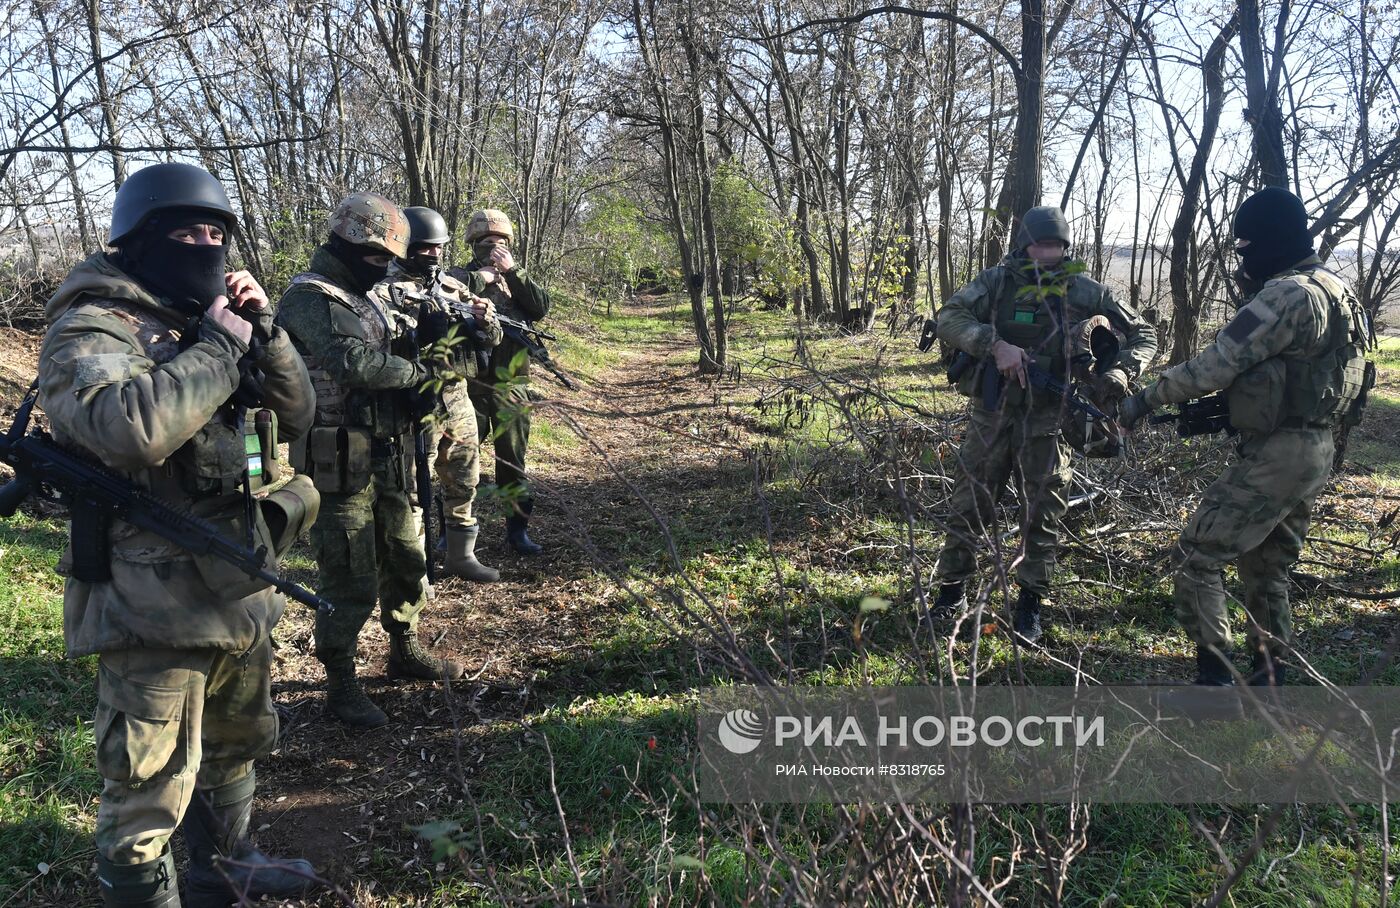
{"left": 416, "top": 303, "right": 451, "bottom": 348}
{"left": 1095, "top": 369, "right": 1130, "bottom": 403}
{"left": 1117, "top": 391, "right": 1154, "bottom": 431}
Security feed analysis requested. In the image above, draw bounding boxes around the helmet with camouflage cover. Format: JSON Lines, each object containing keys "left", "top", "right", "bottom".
{"left": 465, "top": 209, "right": 514, "bottom": 244}
{"left": 403, "top": 206, "right": 450, "bottom": 247}
{"left": 329, "top": 193, "right": 409, "bottom": 258}
{"left": 1015, "top": 205, "right": 1073, "bottom": 252}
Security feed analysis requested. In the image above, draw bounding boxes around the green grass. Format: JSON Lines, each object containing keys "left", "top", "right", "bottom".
{"left": 0, "top": 511, "right": 98, "bottom": 900}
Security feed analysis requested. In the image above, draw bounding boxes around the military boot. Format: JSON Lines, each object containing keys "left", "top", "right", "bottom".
{"left": 1157, "top": 645, "right": 1242, "bottom": 719}
{"left": 324, "top": 659, "right": 388, "bottom": 728}
{"left": 387, "top": 630, "right": 465, "bottom": 681}
{"left": 1012, "top": 587, "right": 1043, "bottom": 645}
{"left": 1247, "top": 646, "right": 1287, "bottom": 687}
{"left": 444, "top": 526, "right": 500, "bottom": 582}
{"left": 96, "top": 846, "right": 180, "bottom": 907}
{"left": 506, "top": 497, "right": 543, "bottom": 556}
{"left": 920, "top": 582, "right": 967, "bottom": 631}
{"left": 181, "top": 773, "right": 318, "bottom": 908}
{"left": 1193, "top": 645, "right": 1236, "bottom": 686}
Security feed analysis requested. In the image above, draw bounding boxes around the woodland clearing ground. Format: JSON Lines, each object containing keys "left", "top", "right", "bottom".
{"left": 0, "top": 296, "right": 1397, "bottom": 905}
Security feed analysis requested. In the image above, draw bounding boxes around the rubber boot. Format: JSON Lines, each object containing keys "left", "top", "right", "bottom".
{"left": 1012, "top": 587, "right": 1043, "bottom": 645}
{"left": 387, "top": 629, "right": 464, "bottom": 681}
{"left": 181, "top": 772, "right": 318, "bottom": 908}
{"left": 506, "top": 497, "right": 543, "bottom": 556}
{"left": 1248, "top": 646, "right": 1287, "bottom": 687}
{"left": 324, "top": 659, "right": 388, "bottom": 728}
{"left": 444, "top": 526, "right": 500, "bottom": 582}
{"left": 96, "top": 846, "right": 180, "bottom": 907}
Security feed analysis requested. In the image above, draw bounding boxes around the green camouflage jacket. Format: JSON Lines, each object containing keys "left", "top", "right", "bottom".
{"left": 450, "top": 259, "right": 551, "bottom": 378}
{"left": 38, "top": 252, "right": 314, "bottom": 656}
{"left": 275, "top": 245, "right": 425, "bottom": 437}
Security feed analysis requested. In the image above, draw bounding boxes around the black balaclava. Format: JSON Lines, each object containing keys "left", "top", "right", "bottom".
{"left": 328, "top": 233, "right": 391, "bottom": 293}
{"left": 115, "top": 208, "right": 231, "bottom": 314}
{"left": 1233, "top": 187, "right": 1314, "bottom": 281}
{"left": 404, "top": 243, "right": 441, "bottom": 279}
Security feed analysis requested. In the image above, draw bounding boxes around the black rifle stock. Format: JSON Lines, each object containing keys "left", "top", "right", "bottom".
{"left": 0, "top": 387, "right": 335, "bottom": 614}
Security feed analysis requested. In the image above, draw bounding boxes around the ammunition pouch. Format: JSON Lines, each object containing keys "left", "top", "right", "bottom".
{"left": 259, "top": 473, "right": 321, "bottom": 559}
{"left": 293, "top": 426, "right": 372, "bottom": 494}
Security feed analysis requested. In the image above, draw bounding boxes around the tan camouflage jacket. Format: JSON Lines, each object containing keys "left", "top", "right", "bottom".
{"left": 375, "top": 261, "right": 503, "bottom": 380}
{"left": 1142, "top": 255, "right": 1347, "bottom": 411}
{"left": 38, "top": 253, "right": 315, "bottom": 657}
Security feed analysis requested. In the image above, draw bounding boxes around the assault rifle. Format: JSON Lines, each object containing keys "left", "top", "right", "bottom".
{"left": 496, "top": 315, "right": 579, "bottom": 391}
{"left": 947, "top": 350, "right": 1109, "bottom": 422}
{"left": 392, "top": 283, "right": 493, "bottom": 375}
{"left": 1149, "top": 393, "right": 1235, "bottom": 437}
{"left": 0, "top": 387, "right": 335, "bottom": 613}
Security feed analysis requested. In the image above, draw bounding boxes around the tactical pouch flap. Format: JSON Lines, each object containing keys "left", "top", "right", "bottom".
{"left": 259, "top": 473, "right": 321, "bottom": 558}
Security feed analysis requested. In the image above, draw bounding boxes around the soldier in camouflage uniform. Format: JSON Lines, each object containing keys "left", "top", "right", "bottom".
{"left": 38, "top": 163, "right": 319, "bottom": 906}
{"left": 1120, "top": 187, "right": 1371, "bottom": 686}
{"left": 450, "top": 208, "right": 552, "bottom": 556}
{"left": 276, "top": 194, "right": 465, "bottom": 729}
{"left": 934, "top": 206, "right": 1157, "bottom": 643}
{"left": 375, "top": 206, "right": 503, "bottom": 582}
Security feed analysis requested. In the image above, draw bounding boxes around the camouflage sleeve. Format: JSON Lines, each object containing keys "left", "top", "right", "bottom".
{"left": 253, "top": 326, "right": 315, "bottom": 443}
{"left": 37, "top": 308, "right": 245, "bottom": 472}
{"left": 504, "top": 269, "right": 551, "bottom": 321}
{"left": 1097, "top": 288, "right": 1157, "bottom": 379}
{"left": 1142, "top": 283, "right": 1310, "bottom": 408}
{"left": 935, "top": 268, "right": 1001, "bottom": 358}
{"left": 276, "top": 286, "right": 426, "bottom": 391}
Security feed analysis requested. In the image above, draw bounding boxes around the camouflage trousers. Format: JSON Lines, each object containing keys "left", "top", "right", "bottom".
{"left": 428, "top": 380, "right": 481, "bottom": 530}
{"left": 311, "top": 452, "right": 428, "bottom": 665}
{"left": 93, "top": 640, "right": 276, "bottom": 863}
{"left": 470, "top": 376, "right": 532, "bottom": 494}
{"left": 935, "top": 405, "right": 1073, "bottom": 596}
{"left": 1172, "top": 427, "right": 1333, "bottom": 653}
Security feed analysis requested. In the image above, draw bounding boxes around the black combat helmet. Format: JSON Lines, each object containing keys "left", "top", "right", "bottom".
{"left": 1014, "top": 205, "right": 1073, "bottom": 252}
{"left": 108, "top": 163, "right": 237, "bottom": 246}
{"left": 403, "top": 206, "right": 450, "bottom": 248}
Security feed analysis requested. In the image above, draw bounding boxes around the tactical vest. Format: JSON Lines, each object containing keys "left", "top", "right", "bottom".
{"left": 287, "top": 272, "right": 395, "bottom": 428}
{"left": 1226, "top": 267, "right": 1371, "bottom": 433}
{"left": 991, "top": 269, "right": 1072, "bottom": 406}
{"left": 81, "top": 299, "right": 261, "bottom": 500}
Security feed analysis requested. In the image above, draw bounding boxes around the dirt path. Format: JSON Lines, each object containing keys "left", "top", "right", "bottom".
{"left": 255, "top": 298, "right": 750, "bottom": 899}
